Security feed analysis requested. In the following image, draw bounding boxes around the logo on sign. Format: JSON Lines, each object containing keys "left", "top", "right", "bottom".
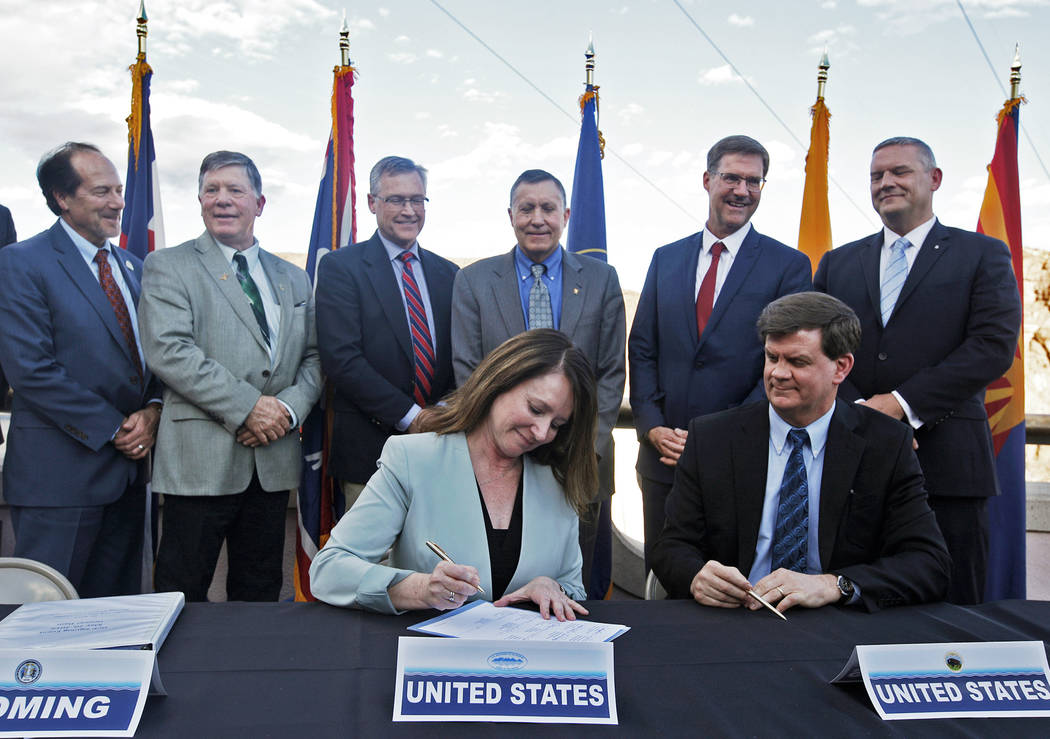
{"left": 487, "top": 652, "right": 527, "bottom": 670}
{"left": 945, "top": 652, "right": 963, "bottom": 672}
{"left": 15, "top": 660, "right": 42, "bottom": 685}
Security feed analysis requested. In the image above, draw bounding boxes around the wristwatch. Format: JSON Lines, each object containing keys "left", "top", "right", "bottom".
{"left": 835, "top": 575, "right": 855, "bottom": 604}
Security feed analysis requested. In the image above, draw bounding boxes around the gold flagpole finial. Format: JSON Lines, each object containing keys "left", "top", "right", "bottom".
{"left": 816, "top": 47, "right": 830, "bottom": 100}
{"left": 136, "top": 0, "right": 148, "bottom": 59}
{"left": 584, "top": 32, "right": 595, "bottom": 88}
{"left": 1010, "top": 43, "right": 1022, "bottom": 100}
{"left": 339, "top": 11, "right": 352, "bottom": 67}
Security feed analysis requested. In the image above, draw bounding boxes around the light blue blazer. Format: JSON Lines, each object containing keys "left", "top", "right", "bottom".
{"left": 309, "top": 432, "right": 585, "bottom": 613}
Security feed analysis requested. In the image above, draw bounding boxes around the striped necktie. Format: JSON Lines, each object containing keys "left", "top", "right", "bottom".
{"left": 880, "top": 237, "right": 911, "bottom": 325}
{"left": 233, "top": 253, "right": 271, "bottom": 347}
{"left": 398, "top": 251, "right": 436, "bottom": 406}
{"left": 94, "top": 248, "right": 143, "bottom": 383}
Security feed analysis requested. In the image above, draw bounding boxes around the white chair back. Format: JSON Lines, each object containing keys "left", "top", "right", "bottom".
{"left": 0, "top": 557, "right": 79, "bottom": 603}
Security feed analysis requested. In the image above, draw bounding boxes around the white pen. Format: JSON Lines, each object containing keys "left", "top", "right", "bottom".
{"left": 748, "top": 589, "right": 787, "bottom": 620}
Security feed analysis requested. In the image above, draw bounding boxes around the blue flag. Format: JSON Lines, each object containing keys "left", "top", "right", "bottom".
{"left": 119, "top": 58, "right": 164, "bottom": 258}
{"left": 567, "top": 87, "right": 607, "bottom": 262}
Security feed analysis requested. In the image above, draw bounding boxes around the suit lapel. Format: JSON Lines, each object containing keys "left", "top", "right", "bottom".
{"left": 418, "top": 246, "right": 453, "bottom": 356}
{"left": 364, "top": 235, "right": 413, "bottom": 362}
{"left": 50, "top": 224, "right": 135, "bottom": 365}
{"left": 734, "top": 404, "right": 770, "bottom": 573}
{"left": 259, "top": 250, "right": 291, "bottom": 365}
{"left": 893, "top": 220, "right": 949, "bottom": 316}
{"left": 194, "top": 232, "right": 270, "bottom": 353}
{"left": 678, "top": 233, "right": 703, "bottom": 346}
{"left": 492, "top": 249, "right": 527, "bottom": 337}
{"left": 858, "top": 232, "right": 883, "bottom": 323}
{"left": 817, "top": 401, "right": 864, "bottom": 568}
{"left": 700, "top": 227, "right": 760, "bottom": 350}
{"left": 558, "top": 249, "right": 587, "bottom": 336}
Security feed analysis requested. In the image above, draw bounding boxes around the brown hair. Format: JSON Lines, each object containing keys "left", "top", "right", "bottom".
{"left": 421, "top": 329, "right": 598, "bottom": 514}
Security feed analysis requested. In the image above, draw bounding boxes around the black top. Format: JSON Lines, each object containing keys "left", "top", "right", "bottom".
{"left": 477, "top": 474, "right": 524, "bottom": 600}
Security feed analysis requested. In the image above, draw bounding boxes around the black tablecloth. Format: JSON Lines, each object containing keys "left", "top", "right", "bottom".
{"left": 119, "top": 599, "right": 1050, "bottom": 736}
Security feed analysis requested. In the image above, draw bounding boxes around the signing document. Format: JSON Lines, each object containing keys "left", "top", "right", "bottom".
{"left": 410, "top": 601, "right": 629, "bottom": 641}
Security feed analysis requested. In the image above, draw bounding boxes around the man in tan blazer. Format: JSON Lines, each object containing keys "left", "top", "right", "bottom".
{"left": 139, "top": 151, "right": 322, "bottom": 601}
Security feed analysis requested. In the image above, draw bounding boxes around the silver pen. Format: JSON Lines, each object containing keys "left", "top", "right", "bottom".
{"left": 426, "top": 540, "right": 485, "bottom": 595}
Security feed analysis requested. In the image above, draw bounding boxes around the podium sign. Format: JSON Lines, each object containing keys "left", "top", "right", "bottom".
{"left": 393, "top": 637, "right": 617, "bottom": 724}
{"left": 0, "top": 649, "right": 153, "bottom": 737}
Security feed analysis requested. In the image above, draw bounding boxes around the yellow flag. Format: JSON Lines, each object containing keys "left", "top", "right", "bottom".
{"left": 797, "top": 98, "right": 831, "bottom": 275}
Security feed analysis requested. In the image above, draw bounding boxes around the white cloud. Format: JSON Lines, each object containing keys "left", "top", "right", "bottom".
{"left": 617, "top": 103, "right": 645, "bottom": 123}
{"left": 167, "top": 79, "right": 201, "bottom": 94}
{"left": 426, "top": 49, "right": 444, "bottom": 58}
{"left": 621, "top": 143, "right": 644, "bottom": 157}
{"left": 610, "top": 6, "right": 630, "bottom": 14}
{"left": 698, "top": 65, "right": 750, "bottom": 86}
{"left": 395, "top": 35, "right": 411, "bottom": 44}
{"left": 387, "top": 52, "right": 417, "bottom": 64}
{"left": 463, "top": 88, "right": 504, "bottom": 104}
{"left": 728, "top": 14, "right": 754, "bottom": 27}
{"left": 822, "top": 1, "right": 838, "bottom": 8}
{"left": 378, "top": 8, "right": 390, "bottom": 17}
{"left": 648, "top": 151, "right": 673, "bottom": 167}
{"left": 855, "top": 0, "right": 1045, "bottom": 34}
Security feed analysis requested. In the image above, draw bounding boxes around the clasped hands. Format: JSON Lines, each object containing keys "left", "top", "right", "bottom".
{"left": 389, "top": 561, "right": 588, "bottom": 621}
{"left": 113, "top": 404, "right": 162, "bottom": 460}
{"left": 647, "top": 426, "right": 688, "bottom": 467}
{"left": 236, "top": 395, "right": 292, "bottom": 447}
{"left": 690, "top": 560, "right": 840, "bottom": 614}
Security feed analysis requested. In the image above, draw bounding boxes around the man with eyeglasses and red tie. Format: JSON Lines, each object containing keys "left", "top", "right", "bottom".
{"left": 316, "top": 156, "right": 459, "bottom": 511}
{"left": 630, "top": 135, "right": 812, "bottom": 576}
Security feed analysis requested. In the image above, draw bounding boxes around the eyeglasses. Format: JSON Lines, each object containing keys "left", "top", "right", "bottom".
{"left": 375, "top": 195, "right": 429, "bottom": 209}
{"left": 711, "top": 172, "right": 766, "bottom": 192}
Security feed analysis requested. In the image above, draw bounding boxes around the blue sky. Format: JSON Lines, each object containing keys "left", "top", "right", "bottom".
{"left": 1, "top": 0, "right": 1048, "bottom": 291}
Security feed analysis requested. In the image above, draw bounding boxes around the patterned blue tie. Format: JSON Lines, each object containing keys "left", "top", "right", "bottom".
{"left": 528, "top": 263, "right": 554, "bottom": 329}
{"left": 771, "top": 429, "right": 810, "bottom": 573}
{"left": 880, "top": 237, "right": 910, "bottom": 325}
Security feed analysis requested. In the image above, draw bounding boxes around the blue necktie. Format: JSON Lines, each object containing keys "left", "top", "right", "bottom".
{"left": 880, "top": 237, "right": 910, "bottom": 325}
{"left": 771, "top": 429, "right": 810, "bottom": 573}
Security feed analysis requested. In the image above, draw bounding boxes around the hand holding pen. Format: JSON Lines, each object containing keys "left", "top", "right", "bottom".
{"left": 425, "top": 540, "right": 484, "bottom": 609}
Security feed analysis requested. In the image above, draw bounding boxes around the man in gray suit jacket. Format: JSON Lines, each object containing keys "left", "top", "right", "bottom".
{"left": 451, "top": 169, "right": 626, "bottom": 599}
{"left": 139, "top": 151, "right": 323, "bottom": 601}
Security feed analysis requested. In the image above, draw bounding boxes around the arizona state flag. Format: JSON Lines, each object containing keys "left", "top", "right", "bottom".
{"left": 978, "top": 95, "right": 1026, "bottom": 601}
{"left": 295, "top": 64, "right": 357, "bottom": 601}
{"left": 119, "top": 55, "right": 165, "bottom": 259}
{"left": 797, "top": 96, "right": 831, "bottom": 275}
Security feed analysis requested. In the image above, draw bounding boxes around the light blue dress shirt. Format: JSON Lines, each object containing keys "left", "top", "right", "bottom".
{"left": 514, "top": 245, "right": 563, "bottom": 330}
{"left": 748, "top": 404, "right": 834, "bottom": 582}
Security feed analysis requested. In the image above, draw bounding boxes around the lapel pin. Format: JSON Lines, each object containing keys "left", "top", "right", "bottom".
{"left": 934, "top": 245, "right": 940, "bottom": 250}
{"left": 220, "top": 273, "right": 229, "bottom": 281}
{"left": 125, "top": 260, "right": 134, "bottom": 270}
{"left": 573, "top": 287, "right": 580, "bottom": 295}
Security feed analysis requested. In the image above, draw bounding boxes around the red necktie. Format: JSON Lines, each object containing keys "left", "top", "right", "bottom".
{"left": 398, "top": 251, "right": 436, "bottom": 406}
{"left": 95, "top": 248, "right": 143, "bottom": 383}
{"left": 695, "top": 242, "right": 725, "bottom": 339}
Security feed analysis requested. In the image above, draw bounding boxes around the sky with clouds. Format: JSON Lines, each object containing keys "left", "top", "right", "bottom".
{"left": 1, "top": 0, "right": 1048, "bottom": 292}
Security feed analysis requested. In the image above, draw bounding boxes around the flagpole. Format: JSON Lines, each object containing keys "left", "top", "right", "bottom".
{"left": 136, "top": 0, "right": 148, "bottom": 58}
{"left": 1009, "top": 44, "right": 1021, "bottom": 100}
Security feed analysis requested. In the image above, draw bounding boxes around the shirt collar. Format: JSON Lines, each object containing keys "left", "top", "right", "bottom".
{"left": 59, "top": 217, "right": 113, "bottom": 262}
{"left": 514, "top": 244, "right": 563, "bottom": 280}
{"left": 768, "top": 402, "right": 834, "bottom": 456}
{"left": 702, "top": 221, "right": 751, "bottom": 258}
{"left": 215, "top": 238, "right": 261, "bottom": 270}
{"left": 882, "top": 215, "right": 936, "bottom": 252}
{"left": 378, "top": 232, "right": 420, "bottom": 262}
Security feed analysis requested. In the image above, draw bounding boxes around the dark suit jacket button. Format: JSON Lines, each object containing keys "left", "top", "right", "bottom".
{"left": 877, "top": 352, "right": 888, "bottom": 361}
{"left": 130, "top": 375, "right": 140, "bottom": 384}
{"left": 262, "top": 370, "right": 271, "bottom": 378}
{"left": 694, "top": 359, "right": 704, "bottom": 368}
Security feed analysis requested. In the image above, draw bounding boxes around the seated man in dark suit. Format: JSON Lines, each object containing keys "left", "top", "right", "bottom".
{"left": 652, "top": 292, "right": 950, "bottom": 613}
